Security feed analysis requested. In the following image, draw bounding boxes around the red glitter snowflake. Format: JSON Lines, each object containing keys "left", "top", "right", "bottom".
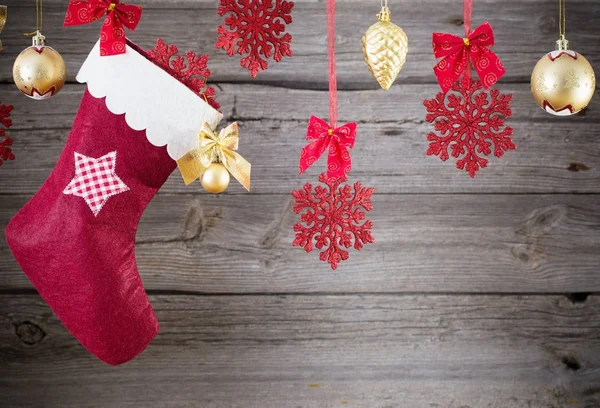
{"left": 215, "top": 0, "right": 294, "bottom": 77}
{"left": 147, "top": 39, "right": 220, "bottom": 111}
{"left": 424, "top": 76, "right": 516, "bottom": 178}
{"left": 0, "top": 103, "right": 14, "bottom": 166}
{"left": 292, "top": 173, "right": 375, "bottom": 270}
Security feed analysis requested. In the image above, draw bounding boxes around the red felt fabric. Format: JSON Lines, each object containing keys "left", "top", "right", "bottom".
{"left": 5, "top": 89, "right": 176, "bottom": 365}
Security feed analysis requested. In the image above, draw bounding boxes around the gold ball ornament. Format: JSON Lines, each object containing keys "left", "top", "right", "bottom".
{"left": 362, "top": 6, "right": 408, "bottom": 91}
{"left": 531, "top": 46, "right": 595, "bottom": 116}
{"left": 201, "top": 163, "right": 231, "bottom": 194}
{"left": 13, "top": 32, "right": 66, "bottom": 100}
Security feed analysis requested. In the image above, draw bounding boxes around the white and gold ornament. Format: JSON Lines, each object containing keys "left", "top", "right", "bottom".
{"left": 13, "top": 31, "right": 66, "bottom": 100}
{"left": 530, "top": 0, "right": 595, "bottom": 116}
{"left": 362, "top": 1, "right": 408, "bottom": 91}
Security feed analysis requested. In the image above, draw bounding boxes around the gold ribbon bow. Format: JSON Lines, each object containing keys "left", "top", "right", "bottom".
{"left": 177, "top": 121, "right": 251, "bottom": 191}
{"left": 0, "top": 6, "right": 7, "bottom": 51}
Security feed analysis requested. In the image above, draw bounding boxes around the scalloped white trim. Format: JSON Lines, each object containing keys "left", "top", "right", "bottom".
{"left": 76, "top": 40, "right": 223, "bottom": 161}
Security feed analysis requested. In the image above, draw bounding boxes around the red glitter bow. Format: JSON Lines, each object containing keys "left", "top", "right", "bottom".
{"left": 64, "top": 0, "right": 142, "bottom": 56}
{"left": 432, "top": 22, "right": 505, "bottom": 93}
{"left": 299, "top": 116, "right": 356, "bottom": 180}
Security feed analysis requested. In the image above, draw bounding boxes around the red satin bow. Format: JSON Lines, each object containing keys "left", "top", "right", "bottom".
{"left": 432, "top": 22, "right": 505, "bottom": 93}
{"left": 64, "top": 0, "right": 142, "bottom": 56}
{"left": 299, "top": 116, "right": 356, "bottom": 179}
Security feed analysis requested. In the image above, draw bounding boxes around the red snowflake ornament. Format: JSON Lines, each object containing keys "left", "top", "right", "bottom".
{"left": 424, "top": 76, "right": 516, "bottom": 177}
{"left": 216, "top": 0, "right": 294, "bottom": 77}
{"left": 292, "top": 173, "right": 375, "bottom": 270}
{"left": 147, "top": 39, "right": 220, "bottom": 111}
{"left": 0, "top": 103, "right": 14, "bottom": 166}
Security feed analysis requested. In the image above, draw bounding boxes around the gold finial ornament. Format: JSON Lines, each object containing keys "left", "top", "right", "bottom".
{"left": 0, "top": 5, "right": 7, "bottom": 51}
{"left": 361, "top": 1, "right": 408, "bottom": 91}
{"left": 530, "top": 0, "right": 595, "bottom": 116}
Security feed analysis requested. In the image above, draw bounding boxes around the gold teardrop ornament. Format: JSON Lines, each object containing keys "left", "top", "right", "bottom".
{"left": 362, "top": 5, "right": 408, "bottom": 91}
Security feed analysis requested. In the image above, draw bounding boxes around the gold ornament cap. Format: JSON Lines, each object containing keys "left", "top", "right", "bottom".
{"left": 30, "top": 30, "right": 45, "bottom": 47}
{"left": 362, "top": 5, "right": 408, "bottom": 91}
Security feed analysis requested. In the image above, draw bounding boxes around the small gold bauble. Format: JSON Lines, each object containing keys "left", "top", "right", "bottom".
{"left": 362, "top": 6, "right": 408, "bottom": 91}
{"left": 201, "top": 163, "right": 230, "bottom": 194}
{"left": 13, "top": 32, "right": 66, "bottom": 100}
{"left": 531, "top": 49, "right": 595, "bottom": 116}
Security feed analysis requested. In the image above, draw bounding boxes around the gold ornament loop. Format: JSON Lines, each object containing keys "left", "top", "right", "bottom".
{"left": 177, "top": 121, "right": 251, "bottom": 191}
{"left": 463, "top": 37, "right": 470, "bottom": 47}
{"left": 107, "top": 3, "right": 117, "bottom": 12}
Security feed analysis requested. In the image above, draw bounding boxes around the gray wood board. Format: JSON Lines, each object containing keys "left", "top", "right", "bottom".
{"left": 2, "top": 1, "right": 600, "bottom": 406}
{"left": 1, "top": 294, "right": 599, "bottom": 408}
{"left": 1, "top": 1, "right": 600, "bottom": 86}
{"left": 1, "top": 193, "right": 599, "bottom": 293}
{"left": 1, "top": 84, "right": 599, "bottom": 194}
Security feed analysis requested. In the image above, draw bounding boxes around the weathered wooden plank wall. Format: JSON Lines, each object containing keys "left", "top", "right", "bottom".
{"left": 1, "top": 0, "right": 599, "bottom": 407}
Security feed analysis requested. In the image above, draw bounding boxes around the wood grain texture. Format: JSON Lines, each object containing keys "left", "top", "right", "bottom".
{"left": 2, "top": 84, "right": 600, "bottom": 194}
{"left": 1, "top": 294, "right": 599, "bottom": 408}
{"left": 2, "top": 1, "right": 600, "bottom": 406}
{"left": 2, "top": 1, "right": 600, "bottom": 86}
{"left": 1, "top": 193, "right": 599, "bottom": 293}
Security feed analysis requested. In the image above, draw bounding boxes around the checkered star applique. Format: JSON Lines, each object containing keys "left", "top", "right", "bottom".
{"left": 63, "top": 151, "right": 129, "bottom": 216}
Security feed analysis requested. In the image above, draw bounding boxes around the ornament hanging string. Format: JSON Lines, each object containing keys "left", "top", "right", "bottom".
{"left": 326, "top": 0, "right": 338, "bottom": 128}
{"left": 24, "top": 0, "right": 43, "bottom": 37}
{"left": 559, "top": 0, "right": 565, "bottom": 38}
{"left": 557, "top": 0, "right": 568, "bottom": 49}
{"left": 463, "top": 0, "right": 472, "bottom": 82}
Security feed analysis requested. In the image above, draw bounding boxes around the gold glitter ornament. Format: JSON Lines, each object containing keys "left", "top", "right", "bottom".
{"left": 361, "top": 2, "right": 408, "bottom": 91}
{"left": 530, "top": 0, "right": 595, "bottom": 116}
{"left": 13, "top": 31, "right": 66, "bottom": 100}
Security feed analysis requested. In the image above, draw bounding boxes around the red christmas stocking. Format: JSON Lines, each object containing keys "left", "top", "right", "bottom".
{"left": 5, "top": 40, "right": 222, "bottom": 365}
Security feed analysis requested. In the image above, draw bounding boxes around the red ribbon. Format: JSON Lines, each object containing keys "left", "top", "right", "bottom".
{"left": 326, "top": 0, "right": 338, "bottom": 128}
{"left": 299, "top": 116, "right": 356, "bottom": 179}
{"left": 432, "top": 14, "right": 505, "bottom": 93}
{"left": 298, "top": 0, "right": 357, "bottom": 180}
{"left": 64, "top": 0, "right": 142, "bottom": 56}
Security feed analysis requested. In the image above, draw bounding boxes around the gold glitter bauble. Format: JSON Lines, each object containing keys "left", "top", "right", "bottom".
{"left": 13, "top": 33, "right": 66, "bottom": 100}
{"left": 531, "top": 49, "right": 595, "bottom": 116}
{"left": 362, "top": 6, "right": 408, "bottom": 91}
{"left": 201, "top": 163, "right": 230, "bottom": 194}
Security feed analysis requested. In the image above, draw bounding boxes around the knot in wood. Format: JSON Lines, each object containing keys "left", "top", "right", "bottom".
{"left": 15, "top": 321, "right": 46, "bottom": 345}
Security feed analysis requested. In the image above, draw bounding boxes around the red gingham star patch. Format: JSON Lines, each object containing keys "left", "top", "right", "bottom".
{"left": 63, "top": 151, "right": 129, "bottom": 216}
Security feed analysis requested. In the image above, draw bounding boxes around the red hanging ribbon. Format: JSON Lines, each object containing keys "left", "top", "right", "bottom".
{"left": 432, "top": 0, "right": 505, "bottom": 93}
{"left": 326, "top": 0, "right": 337, "bottom": 127}
{"left": 64, "top": 0, "right": 142, "bottom": 56}
{"left": 299, "top": 0, "right": 357, "bottom": 179}
{"left": 299, "top": 116, "right": 356, "bottom": 179}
